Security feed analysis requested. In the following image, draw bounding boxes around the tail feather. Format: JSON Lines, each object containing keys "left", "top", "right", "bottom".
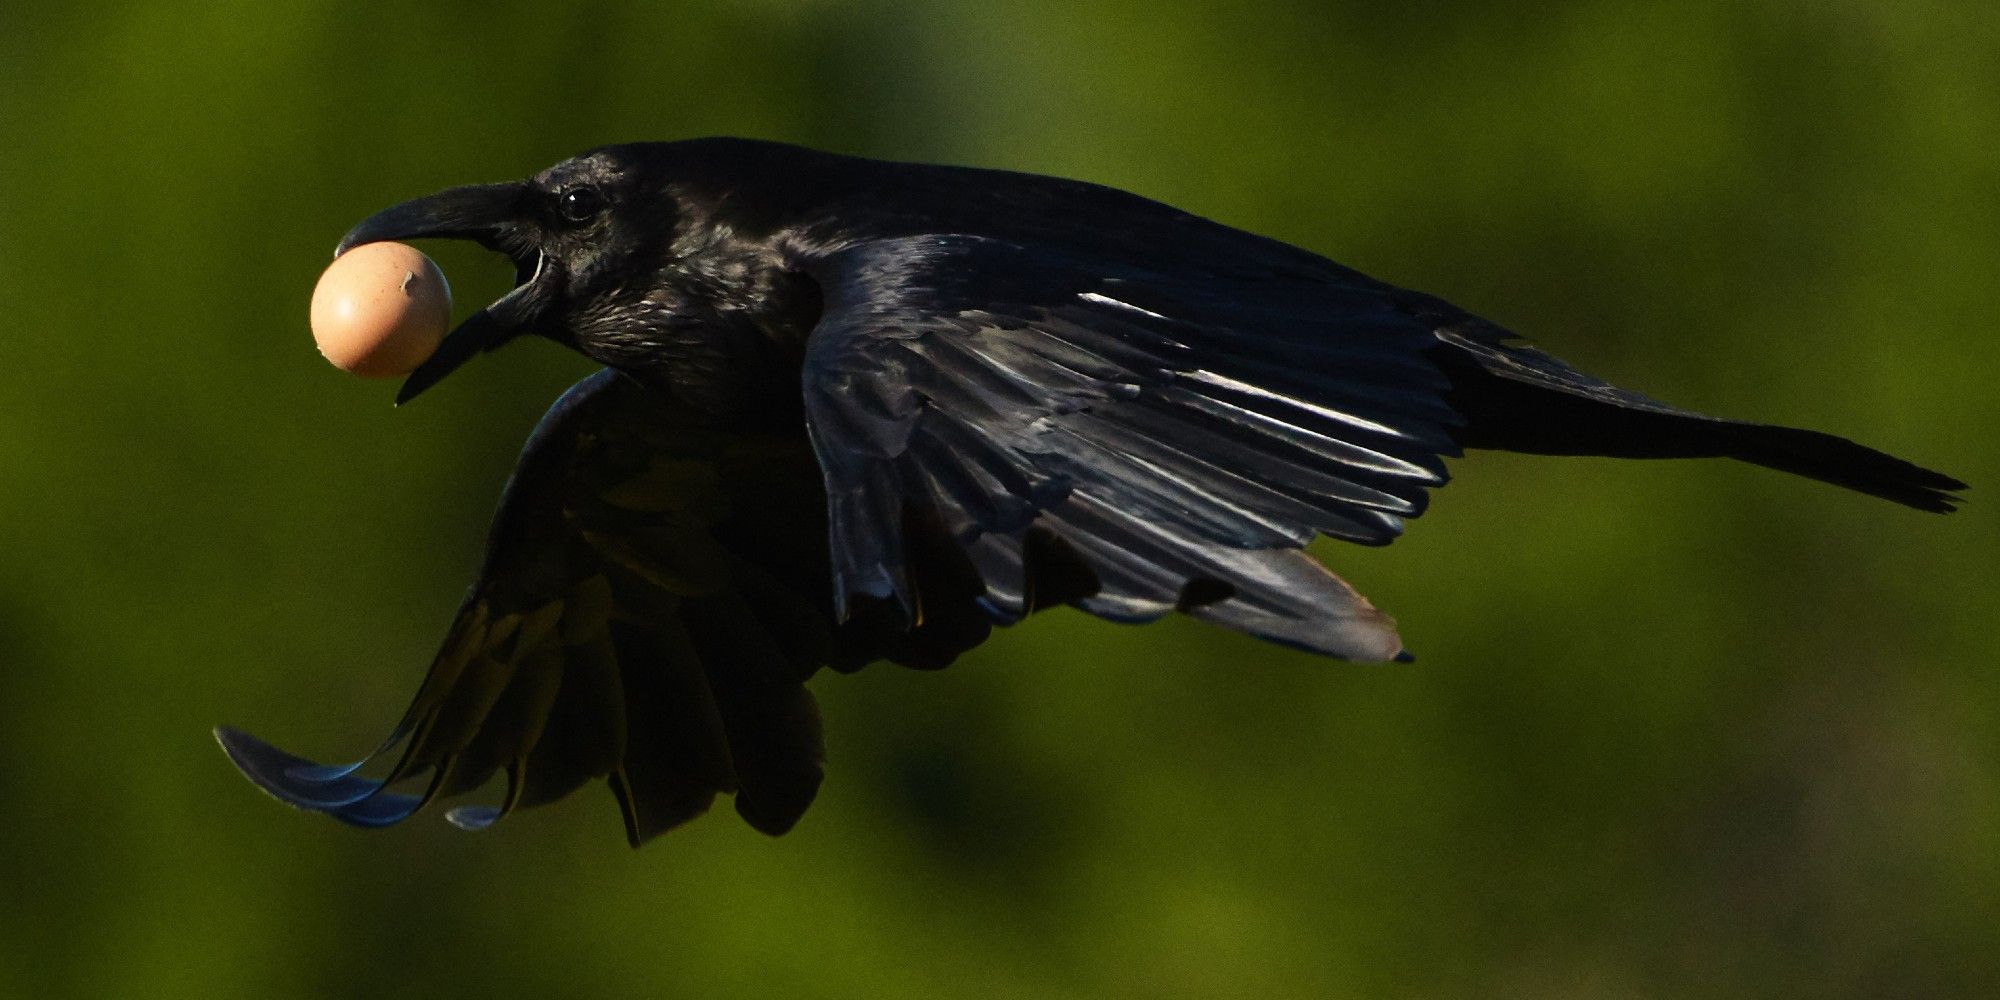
{"left": 1715, "top": 423, "right": 1964, "bottom": 513}
{"left": 1435, "top": 332, "right": 1965, "bottom": 513}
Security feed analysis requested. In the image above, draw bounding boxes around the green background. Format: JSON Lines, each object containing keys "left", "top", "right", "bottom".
{"left": 2, "top": 3, "right": 1994, "bottom": 997}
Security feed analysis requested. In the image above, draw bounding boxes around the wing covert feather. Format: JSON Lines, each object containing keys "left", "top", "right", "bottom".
{"left": 801, "top": 235, "right": 1459, "bottom": 662}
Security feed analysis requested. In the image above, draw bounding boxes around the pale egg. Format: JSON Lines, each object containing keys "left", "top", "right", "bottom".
{"left": 309, "top": 242, "right": 452, "bottom": 378}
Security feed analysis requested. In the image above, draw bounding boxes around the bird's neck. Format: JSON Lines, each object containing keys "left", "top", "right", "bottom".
{"left": 568, "top": 253, "right": 818, "bottom": 429}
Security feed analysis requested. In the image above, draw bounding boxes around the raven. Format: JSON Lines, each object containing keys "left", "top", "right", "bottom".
{"left": 218, "top": 138, "right": 1964, "bottom": 846}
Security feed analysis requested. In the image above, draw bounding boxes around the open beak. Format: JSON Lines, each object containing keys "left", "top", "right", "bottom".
{"left": 333, "top": 181, "right": 548, "bottom": 405}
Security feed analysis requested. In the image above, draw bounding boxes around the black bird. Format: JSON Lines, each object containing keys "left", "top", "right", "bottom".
{"left": 218, "top": 138, "right": 1964, "bottom": 846}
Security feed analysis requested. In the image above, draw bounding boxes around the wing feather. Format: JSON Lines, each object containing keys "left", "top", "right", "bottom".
{"left": 219, "top": 370, "right": 838, "bottom": 845}
{"left": 801, "top": 235, "right": 1459, "bottom": 661}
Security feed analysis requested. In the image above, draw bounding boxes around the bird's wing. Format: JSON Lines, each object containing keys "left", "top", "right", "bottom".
{"left": 799, "top": 234, "right": 1465, "bottom": 662}
{"left": 218, "top": 369, "right": 837, "bottom": 844}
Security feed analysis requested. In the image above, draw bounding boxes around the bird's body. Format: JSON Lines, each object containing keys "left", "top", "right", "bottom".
{"left": 218, "top": 138, "right": 1963, "bottom": 845}
{"left": 525, "top": 140, "right": 1394, "bottom": 420}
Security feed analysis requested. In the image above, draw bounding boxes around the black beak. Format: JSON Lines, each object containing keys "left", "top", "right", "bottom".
{"left": 335, "top": 181, "right": 528, "bottom": 256}
{"left": 333, "top": 182, "right": 549, "bottom": 405}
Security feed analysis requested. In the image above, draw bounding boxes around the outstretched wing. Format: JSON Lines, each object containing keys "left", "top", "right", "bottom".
{"left": 799, "top": 234, "right": 1464, "bottom": 662}
{"left": 219, "top": 370, "right": 844, "bottom": 844}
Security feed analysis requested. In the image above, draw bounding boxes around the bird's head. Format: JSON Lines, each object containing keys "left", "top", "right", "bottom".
{"left": 335, "top": 146, "right": 692, "bottom": 404}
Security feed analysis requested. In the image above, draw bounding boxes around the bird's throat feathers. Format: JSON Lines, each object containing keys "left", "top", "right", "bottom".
{"left": 567, "top": 232, "right": 819, "bottom": 423}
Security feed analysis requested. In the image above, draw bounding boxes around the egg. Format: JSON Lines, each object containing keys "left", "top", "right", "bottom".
{"left": 309, "top": 242, "right": 453, "bottom": 378}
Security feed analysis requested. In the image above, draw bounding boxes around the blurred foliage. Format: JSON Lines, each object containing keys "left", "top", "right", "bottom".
{"left": 2, "top": 2, "right": 1996, "bottom": 998}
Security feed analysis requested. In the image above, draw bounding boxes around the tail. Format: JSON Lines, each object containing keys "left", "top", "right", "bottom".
{"left": 1434, "top": 330, "right": 1965, "bottom": 513}
{"left": 1709, "top": 423, "right": 1962, "bottom": 513}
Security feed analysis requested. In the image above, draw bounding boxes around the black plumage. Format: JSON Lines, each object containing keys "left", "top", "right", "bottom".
{"left": 218, "top": 138, "right": 1964, "bottom": 845}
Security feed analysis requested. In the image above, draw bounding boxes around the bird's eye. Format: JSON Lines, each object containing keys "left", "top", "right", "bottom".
{"left": 557, "top": 187, "right": 605, "bottom": 224}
